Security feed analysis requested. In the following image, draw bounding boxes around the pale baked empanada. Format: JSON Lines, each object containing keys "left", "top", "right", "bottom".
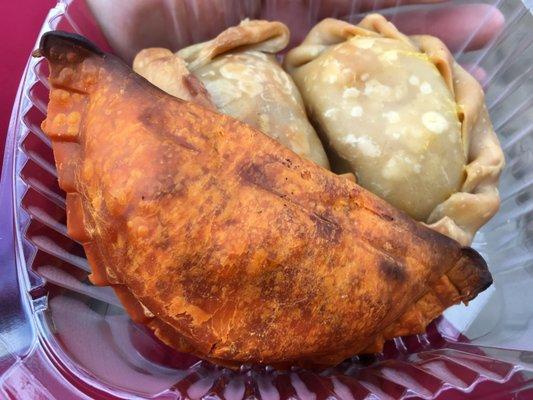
{"left": 284, "top": 15, "right": 504, "bottom": 245}
{"left": 177, "top": 19, "right": 330, "bottom": 168}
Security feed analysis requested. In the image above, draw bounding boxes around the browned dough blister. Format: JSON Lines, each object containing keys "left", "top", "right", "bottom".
{"left": 39, "top": 31, "right": 492, "bottom": 369}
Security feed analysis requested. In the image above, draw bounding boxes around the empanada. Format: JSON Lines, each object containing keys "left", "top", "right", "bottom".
{"left": 175, "top": 19, "right": 330, "bottom": 168}
{"left": 284, "top": 15, "right": 504, "bottom": 245}
{"left": 38, "top": 31, "right": 491, "bottom": 368}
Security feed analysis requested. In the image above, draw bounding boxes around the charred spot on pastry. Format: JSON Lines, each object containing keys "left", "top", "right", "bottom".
{"left": 38, "top": 31, "right": 104, "bottom": 62}
{"left": 139, "top": 107, "right": 199, "bottom": 152}
{"left": 376, "top": 211, "right": 394, "bottom": 222}
{"left": 138, "top": 106, "right": 169, "bottom": 131}
{"left": 238, "top": 161, "right": 281, "bottom": 196}
{"left": 309, "top": 212, "right": 342, "bottom": 243}
{"left": 222, "top": 218, "right": 239, "bottom": 227}
{"left": 280, "top": 158, "right": 295, "bottom": 169}
{"left": 170, "top": 135, "right": 200, "bottom": 153}
{"left": 182, "top": 74, "right": 214, "bottom": 109}
{"left": 379, "top": 258, "right": 407, "bottom": 282}
{"left": 460, "top": 247, "right": 488, "bottom": 271}
{"left": 300, "top": 170, "right": 312, "bottom": 180}
{"left": 478, "top": 275, "right": 494, "bottom": 292}
{"left": 239, "top": 161, "right": 263, "bottom": 182}
{"left": 452, "top": 247, "right": 492, "bottom": 293}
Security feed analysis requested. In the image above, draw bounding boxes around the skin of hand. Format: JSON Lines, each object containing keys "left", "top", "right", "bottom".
{"left": 87, "top": 0, "right": 504, "bottom": 66}
{"left": 269, "top": 1, "right": 504, "bottom": 51}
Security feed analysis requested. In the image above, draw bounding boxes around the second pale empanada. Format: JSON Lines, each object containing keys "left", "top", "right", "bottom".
{"left": 284, "top": 15, "right": 504, "bottom": 245}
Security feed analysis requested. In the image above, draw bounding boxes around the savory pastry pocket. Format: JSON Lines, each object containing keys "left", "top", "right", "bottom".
{"left": 176, "top": 19, "right": 330, "bottom": 168}
{"left": 39, "top": 31, "right": 491, "bottom": 368}
{"left": 284, "top": 15, "right": 504, "bottom": 245}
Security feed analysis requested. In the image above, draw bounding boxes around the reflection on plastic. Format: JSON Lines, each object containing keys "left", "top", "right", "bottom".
{"left": 1, "top": 0, "right": 532, "bottom": 398}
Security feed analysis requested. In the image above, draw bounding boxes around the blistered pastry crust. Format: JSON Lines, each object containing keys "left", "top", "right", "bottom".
{"left": 40, "top": 31, "right": 491, "bottom": 368}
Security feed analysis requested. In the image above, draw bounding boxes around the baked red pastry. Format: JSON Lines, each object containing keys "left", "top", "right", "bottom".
{"left": 38, "top": 31, "right": 491, "bottom": 369}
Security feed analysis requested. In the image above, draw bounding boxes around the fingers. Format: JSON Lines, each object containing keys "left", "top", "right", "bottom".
{"left": 87, "top": 0, "right": 264, "bottom": 62}
{"left": 269, "top": 0, "right": 447, "bottom": 46}
{"left": 315, "top": 0, "right": 445, "bottom": 18}
{"left": 388, "top": 4, "right": 505, "bottom": 52}
{"left": 279, "top": 2, "right": 504, "bottom": 53}
{"left": 262, "top": 0, "right": 317, "bottom": 49}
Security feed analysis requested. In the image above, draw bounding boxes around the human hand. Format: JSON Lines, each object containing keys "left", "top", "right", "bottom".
{"left": 87, "top": 0, "right": 504, "bottom": 76}
{"left": 267, "top": 1, "right": 503, "bottom": 52}
{"left": 267, "top": 0, "right": 504, "bottom": 82}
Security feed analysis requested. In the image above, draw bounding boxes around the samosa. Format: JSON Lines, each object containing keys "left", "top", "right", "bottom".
{"left": 37, "top": 31, "right": 491, "bottom": 368}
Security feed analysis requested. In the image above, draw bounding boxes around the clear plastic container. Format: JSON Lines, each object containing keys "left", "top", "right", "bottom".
{"left": 1, "top": 0, "right": 532, "bottom": 398}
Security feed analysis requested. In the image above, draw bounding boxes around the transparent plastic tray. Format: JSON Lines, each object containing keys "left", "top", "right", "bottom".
{"left": 1, "top": 0, "right": 532, "bottom": 398}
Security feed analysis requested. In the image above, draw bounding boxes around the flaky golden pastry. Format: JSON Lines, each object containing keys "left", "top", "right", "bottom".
{"left": 285, "top": 15, "right": 504, "bottom": 245}
{"left": 39, "top": 31, "right": 491, "bottom": 369}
